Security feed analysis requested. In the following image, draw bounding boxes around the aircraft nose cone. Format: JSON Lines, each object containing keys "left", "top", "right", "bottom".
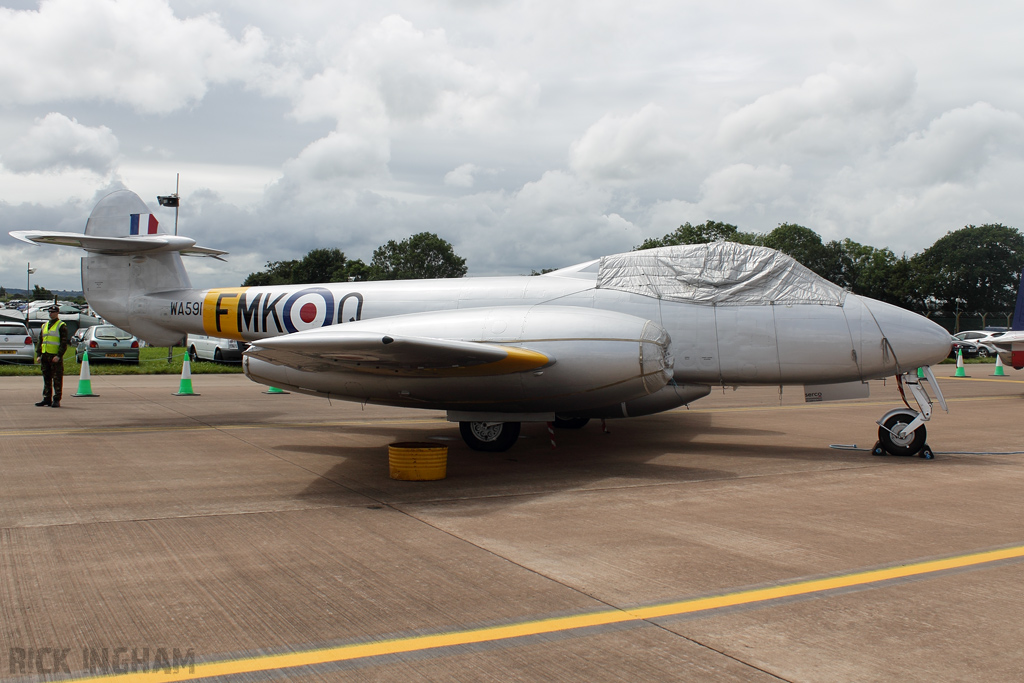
{"left": 862, "top": 298, "right": 951, "bottom": 371}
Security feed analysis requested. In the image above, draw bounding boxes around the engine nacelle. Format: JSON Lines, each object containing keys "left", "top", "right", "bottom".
{"left": 244, "top": 305, "right": 673, "bottom": 413}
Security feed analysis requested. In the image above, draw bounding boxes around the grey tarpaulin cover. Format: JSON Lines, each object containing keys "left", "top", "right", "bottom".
{"left": 597, "top": 242, "right": 847, "bottom": 306}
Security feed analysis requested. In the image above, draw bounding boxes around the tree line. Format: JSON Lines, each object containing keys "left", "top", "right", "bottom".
{"left": 243, "top": 232, "right": 467, "bottom": 286}
{"left": 639, "top": 221, "right": 1024, "bottom": 315}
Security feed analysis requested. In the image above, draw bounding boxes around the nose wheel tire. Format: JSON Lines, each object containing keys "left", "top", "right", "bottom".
{"left": 460, "top": 421, "right": 521, "bottom": 452}
{"left": 876, "top": 411, "right": 927, "bottom": 457}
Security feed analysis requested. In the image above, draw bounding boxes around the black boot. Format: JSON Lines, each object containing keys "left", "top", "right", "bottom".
{"left": 51, "top": 400, "right": 61, "bottom": 408}
{"left": 35, "top": 399, "right": 51, "bottom": 407}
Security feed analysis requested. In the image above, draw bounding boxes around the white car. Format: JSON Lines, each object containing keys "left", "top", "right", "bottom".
{"left": 0, "top": 321, "right": 35, "bottom": 364}
{"left": 952, "top": 331, "right": 1001, "bottom": 358}
{"left": 186, "top": 334, "right": 248, "bottom": 363}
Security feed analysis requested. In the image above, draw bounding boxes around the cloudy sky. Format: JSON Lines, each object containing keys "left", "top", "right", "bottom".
{"left": 1, "top": 0, "right": 1022, "bottom": 292}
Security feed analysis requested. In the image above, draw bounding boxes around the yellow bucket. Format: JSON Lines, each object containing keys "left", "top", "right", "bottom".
{"left": 388, "top": 442, "right": 448, "bottom": 481}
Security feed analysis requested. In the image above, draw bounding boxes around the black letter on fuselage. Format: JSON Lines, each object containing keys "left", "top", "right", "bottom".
{"left": 261, "top": 294, "right": 286, "bottom": 333}
{"left": 338, "top": 292, "right": 364, "bottom": 323}
{"left": 237, "top": 292, "right": 263, "bottom": 333}
{"left": 215, "top": 293, "right": 238, "bottom": 333}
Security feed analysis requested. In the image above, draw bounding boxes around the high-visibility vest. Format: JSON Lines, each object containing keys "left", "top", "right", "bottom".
{"left": 41, "top": 319, "right": 65, "bottom": 355}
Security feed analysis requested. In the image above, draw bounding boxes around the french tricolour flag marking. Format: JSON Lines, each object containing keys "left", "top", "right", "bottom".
{"left": 129, "top": 214, "right": 159, "bottom": 235}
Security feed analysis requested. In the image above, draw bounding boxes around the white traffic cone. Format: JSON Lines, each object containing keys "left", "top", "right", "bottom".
{"left": 993, "top": 354, "right": 1006, "bottom": 376}
{"left": 173, "top": 353, "right": 200, "bottom": 396}
{"left": 72, "top": 351, "right": 99, "bottom": 397}
{"left": 954, "top": 349, "right": 966, "bottom": 377}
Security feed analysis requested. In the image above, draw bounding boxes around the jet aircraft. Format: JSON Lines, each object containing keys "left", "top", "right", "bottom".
{"left": 11, "top": 190, "right": 953, "bottom": 455}
{"left": 977, "top": 274, "right": 1024, "bottom": 369}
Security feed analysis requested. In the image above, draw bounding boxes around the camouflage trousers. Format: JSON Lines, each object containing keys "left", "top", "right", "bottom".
{"left": 41, "top": 354, "right": 64, "bottom": 403}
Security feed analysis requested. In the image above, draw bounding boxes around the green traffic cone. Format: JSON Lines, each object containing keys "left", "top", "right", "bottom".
{"left": 73, "top": 351, "right": 99, "bottom": 397}
{"left": 173, "top": 354, "right": 200, "bottom": 396}
{"left": 263, "top": 386, "right": 289, "bottom": 394}
{"left": 993, "top": 354, "right": 1006, "bottom": 376}
{"left": 954, "top": 349, "right": 966, "bottom": 377}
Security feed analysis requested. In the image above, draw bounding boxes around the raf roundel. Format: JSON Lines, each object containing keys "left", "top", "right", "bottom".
{"left": 283, "top": 287, "right": 336, "bottom": 333}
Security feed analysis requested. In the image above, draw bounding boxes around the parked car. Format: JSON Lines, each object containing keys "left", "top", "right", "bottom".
{"left": 952, "top": 331, "right": 1000, "bottom": 358}
{"left": 69, "top": 327, "right": 88, "bottom": 346}
{"left": 186, "top": 334, "right": 248, "bottom": 363}
{"left": 949, "top": 339, "right": 979, "bottom": 359}
{"left": 76, "top": 325, "right": 140, "bottom": 364}
{"left": 0, "top": 321, "right": 36, "bottom": 364}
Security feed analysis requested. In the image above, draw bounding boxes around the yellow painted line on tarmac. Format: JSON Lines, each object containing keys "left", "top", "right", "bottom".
{"left": 938, "top": 375, "right": 1024, "bottom": 384}
{"left": 62, "top": 543, "right": 1024, "bottom": 683}
{"left": 0, "top": 417, "right": 448, "bottom": 438}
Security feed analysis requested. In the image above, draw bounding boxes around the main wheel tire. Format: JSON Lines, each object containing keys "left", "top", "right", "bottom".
{"left": 189, "top": 346, "right": 199, "bottom": 363}
{"left": 459, "top": 421, "right": 521, "bottom": 452}
{"left": 878, "top": 412, "right": 927, "bottom": 456}
{"left": 553, "top": 416, "right": 590, "bottom": 430}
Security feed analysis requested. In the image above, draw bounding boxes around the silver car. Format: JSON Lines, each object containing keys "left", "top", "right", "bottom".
{"left": 952, "top": 331, "right": 1001, "bottom": 358}
{"left": 0, "top": 321, "right": 36, "bottom": 364}
{"left": 76, "top": 325, "right": 140, "bottom": 364}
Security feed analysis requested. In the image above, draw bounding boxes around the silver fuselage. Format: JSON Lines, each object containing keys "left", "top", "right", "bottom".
{"left": 100, "top": 258, "right": 950, "bottom": 389}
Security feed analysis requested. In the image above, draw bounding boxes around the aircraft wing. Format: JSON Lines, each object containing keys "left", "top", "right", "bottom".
{"left": 246, "top": 330, "right": 552, "bottom": 377}
{"left": 983, "top": 330, "right": 1024, "bottom": 367}
{"left": 984, "top": 331, "right": 1024, "bottom": 348}
{"left": 9, "top": 230, "right": 227, "bottom": 258}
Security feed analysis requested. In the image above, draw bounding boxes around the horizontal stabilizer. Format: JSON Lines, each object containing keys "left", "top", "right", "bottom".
{"left": 9, "top": 230, "right": 227, "bottom": 258}
{"left": 247, "top": 330, "right": 551, "bottom": 377}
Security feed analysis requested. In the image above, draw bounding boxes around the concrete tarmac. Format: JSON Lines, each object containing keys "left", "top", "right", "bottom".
{"left": 1, "top": 364, "right": 1023, "bottom": 681}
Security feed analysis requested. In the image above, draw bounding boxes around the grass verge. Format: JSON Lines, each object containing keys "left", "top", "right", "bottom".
{"left": 0, "top": 347, "right": 244, "bottom": 376}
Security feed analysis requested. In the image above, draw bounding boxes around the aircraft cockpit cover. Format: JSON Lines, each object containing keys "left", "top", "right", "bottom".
{"left": 597, "top": 242, "right": 847, "bottom": 306}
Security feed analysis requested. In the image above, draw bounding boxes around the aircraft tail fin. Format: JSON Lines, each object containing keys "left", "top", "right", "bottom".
{"left": 9, "top": 189, "right": 223, "bottom": 344}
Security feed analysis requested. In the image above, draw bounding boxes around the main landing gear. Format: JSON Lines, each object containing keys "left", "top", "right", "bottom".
{"left": 872, "top": 366, "right": 946, "bottom": 459}
{"left": 459, "top": 421, "right": 521, "bottom": 452}
{"left": 458, "top": 415, "right": 592, "bottom": 451}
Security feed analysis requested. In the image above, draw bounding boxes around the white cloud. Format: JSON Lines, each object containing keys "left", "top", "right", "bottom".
{"left": 698, "top": 163, "right": 793, "bottom": 214}
{"left": 0, "top": 0, "right": 272, "bottom": 114}
{"left": 570, "top": 104, "right": 685, "bottom": 181}
{"left": 472, "top": 171, "right": 640, "bottom": 269}
{"left": 291, "top": 14, "right": 537, "bottom": 131}
{"left": 884, "top": 102, "right": 1024, "bottom": 186}
{"left": 802, "top": 102, "right": 1024, "bottom": 250}
{"left": 4, "top": 2, "right": 1024, "bottom": 293}
{"left": 717, "top": 57, "right": 917, "bottom": 155}
{"left": 283, "top": 127, "right": 391, "bottom": 183}
{"left": 444, "top": 163, "right": 480, "bottom": 187}
{"left": 2, "top": 113, "right": 119, "bottom": 174}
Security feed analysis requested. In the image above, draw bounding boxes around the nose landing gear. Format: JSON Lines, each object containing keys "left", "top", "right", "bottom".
{"left": 872, "top": 366, "right": 946, "bottom": 459}
{"left": 873, "top": 410, "right": 934, "bottom": 459}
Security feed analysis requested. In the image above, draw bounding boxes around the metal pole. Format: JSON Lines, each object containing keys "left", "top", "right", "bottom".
{"left": 174, "top": 173, "right": 179, "bottom": 236}
{"left": 26, "top": 262, "right": 35, "bottom": 322}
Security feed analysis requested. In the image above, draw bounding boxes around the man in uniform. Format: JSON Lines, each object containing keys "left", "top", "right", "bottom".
{"left": 36, "top": 304, "right": 69, "bottom": 407}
